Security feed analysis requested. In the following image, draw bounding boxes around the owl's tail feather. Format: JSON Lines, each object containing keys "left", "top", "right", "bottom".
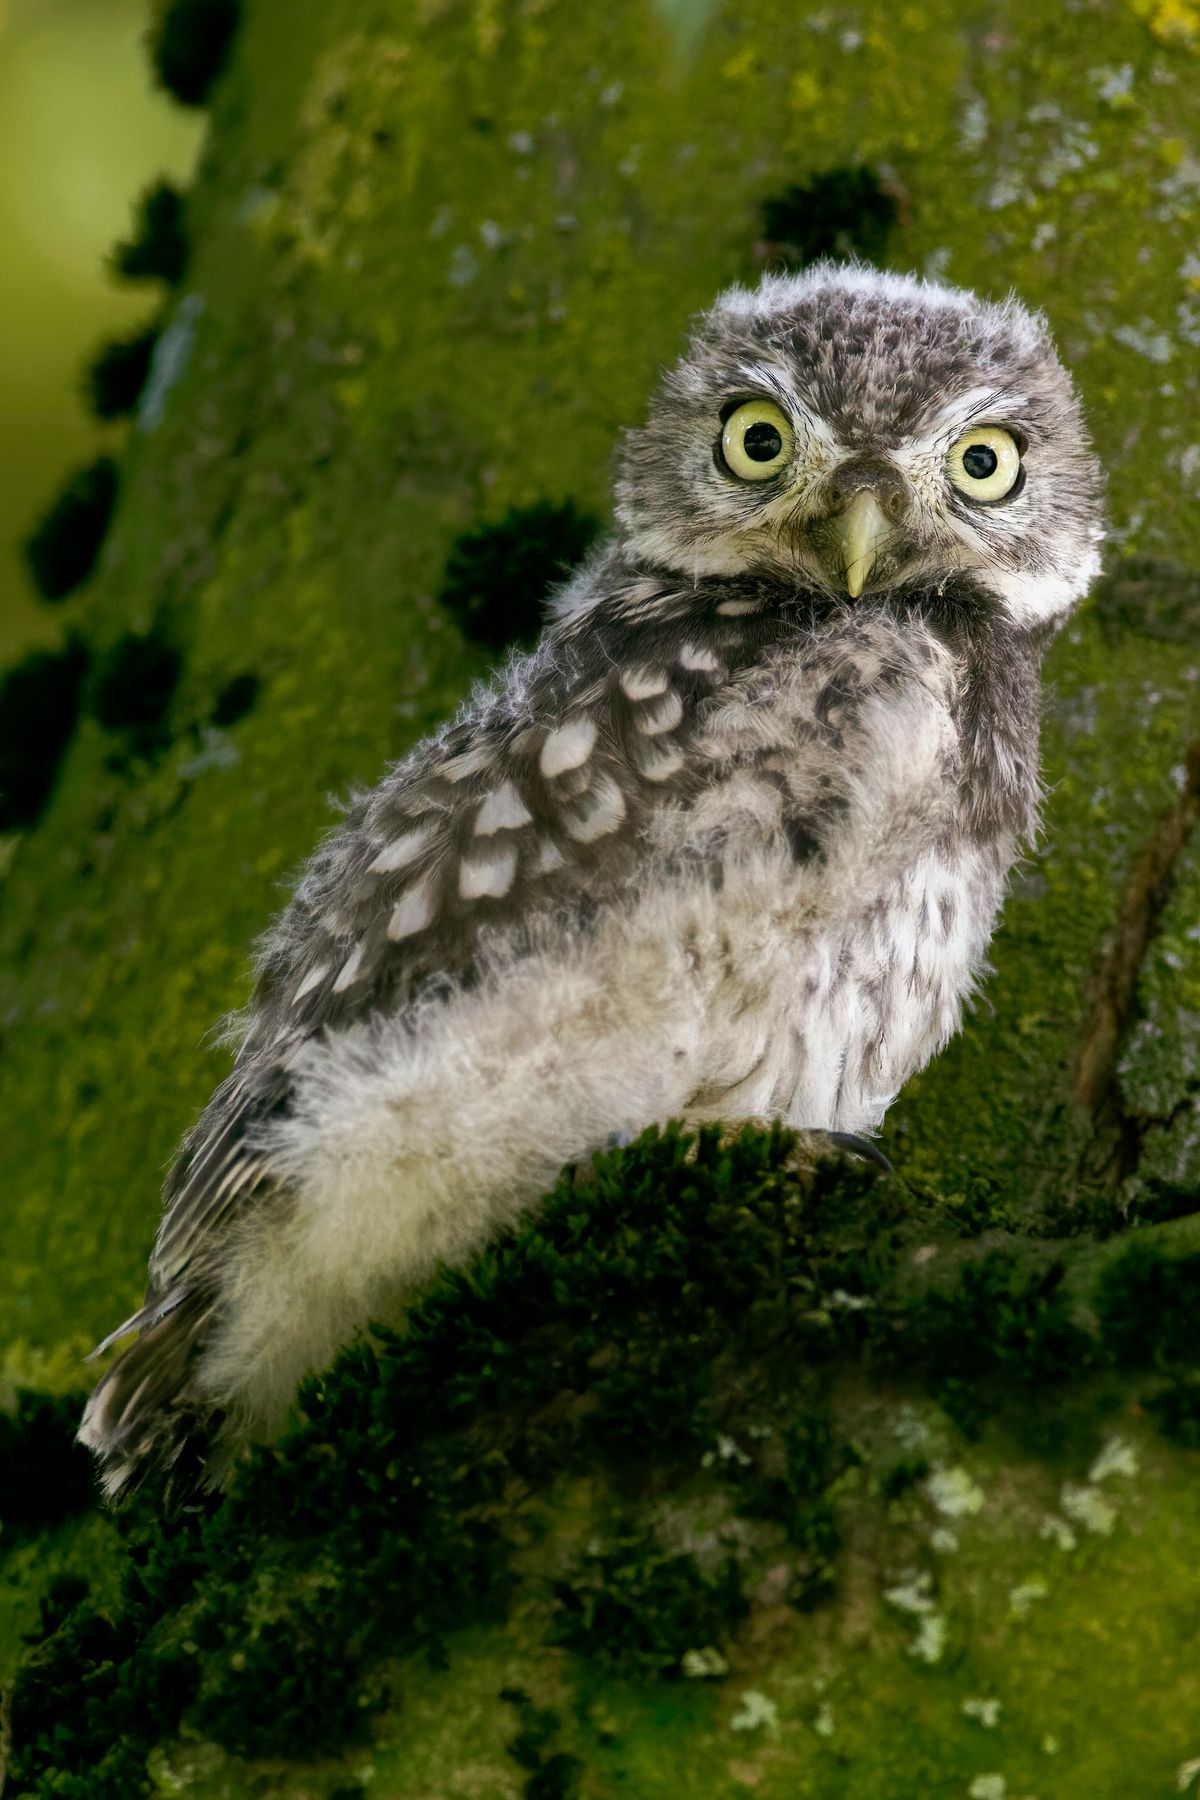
{"left": 78, "top": 1287, "right": 223, "bottom": 1505}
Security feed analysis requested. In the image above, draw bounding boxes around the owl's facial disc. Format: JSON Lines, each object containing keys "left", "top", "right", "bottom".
{"left": 612, "top": 268, "right": 1105, "bottom": 622}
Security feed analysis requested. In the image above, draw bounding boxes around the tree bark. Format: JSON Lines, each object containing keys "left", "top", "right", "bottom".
{"left": 2, "top": 0, "right": 1199, "bottom": 1792}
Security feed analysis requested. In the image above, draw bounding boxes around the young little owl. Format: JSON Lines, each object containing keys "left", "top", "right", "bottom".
{"left": 81, "top": 263, "right": 1104, "bottom": 1496}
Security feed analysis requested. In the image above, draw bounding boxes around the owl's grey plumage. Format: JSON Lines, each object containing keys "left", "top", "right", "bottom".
{"left": 81, "top": 263, "right": 1104, "bottom": 1497}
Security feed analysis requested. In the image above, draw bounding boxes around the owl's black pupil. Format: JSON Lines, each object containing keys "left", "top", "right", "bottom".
{"left": 744, "top": 421, "right": 783, "bottom": 463}
{"left": 962, "top": 443, "right": 999, "bottom": 479}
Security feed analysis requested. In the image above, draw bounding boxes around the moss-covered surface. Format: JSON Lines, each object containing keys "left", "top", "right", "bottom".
{"left": 2, "top": 0, "right": 1199, "bottom": 1790}
{"left": 21, "top": 455, "right": 119, "bottom": 603}
{"left": 110, "top": 177, "right": 191, "bottom": 287}
{"left": 0, "top": 638, "right": 90, "bottom": 831}
{"left": 86, "top": 324, "right": 162, "bottom": 421}
{"left": 5, "top": 1129, "right": 1200, "bottom": 1796}
{"left": 438, "top": 499, "right": 600, "bottom": 649}
{"left": 759, "top": 165, "right": 900, "bottom": 267}
{"left": 148, "top": 0, "right": 242, "bottom": 110}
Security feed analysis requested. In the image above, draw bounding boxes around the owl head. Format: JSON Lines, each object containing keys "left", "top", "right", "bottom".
{"left": 612, "top": 264, "right": 1105, "bottom": 628}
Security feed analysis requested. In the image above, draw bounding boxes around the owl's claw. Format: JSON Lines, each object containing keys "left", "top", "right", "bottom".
{"left": 824, "top": 1131, "right": 894, "bottom": 1175}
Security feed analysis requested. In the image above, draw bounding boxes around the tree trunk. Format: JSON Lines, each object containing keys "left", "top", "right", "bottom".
{"left": 2, "top": 1, "right": 1199, "bottom": 1794}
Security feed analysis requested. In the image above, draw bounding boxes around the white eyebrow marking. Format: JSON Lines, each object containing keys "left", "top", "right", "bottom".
{"left": 540, "top": 716, "right": 596, "bottom": 778}
{"left": 459, "top": 845, "right": 518, "bottom": 899}
{"left": 679, "top": 644, "right": 722, "bottom": 674}
{"left": 388, "top": 877, "right": 439, "bottom": 941}
{"left": 292, "top": 962, "right": 330, "bottom": 1004}
{"left": 332, "top": 943, "right": 367, "bottom": 993}
{"left": 716, "top": 599, "right": 761, "bottom": 617}
{"left": 636, "top": 690, "right": 683, "bottom": 736}
{"left": 910, "top": 386, "right": 1028, "bottom": 444}
{"left": 473, "top": 782, "right": 532, "bottom": 835}
{"left": 368, "top": 824, "right": 437, "bottom": 873}
{"left": 621, "top": 666, "right": 669, "bottom": 700}
{"left": 566, "top": 774, "right": 626, "bottom": 842}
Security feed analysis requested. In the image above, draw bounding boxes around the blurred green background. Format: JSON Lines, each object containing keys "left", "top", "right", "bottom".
{"left": 0, "top": 0, "right": 198, "bottom": 658}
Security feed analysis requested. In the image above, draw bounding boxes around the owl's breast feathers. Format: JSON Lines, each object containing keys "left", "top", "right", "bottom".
{"left": 145, "top": 562, "right": 1039, "bottom": 1304}
{"left": 258, "top": 564, "right": 1036, "bottom": 1033}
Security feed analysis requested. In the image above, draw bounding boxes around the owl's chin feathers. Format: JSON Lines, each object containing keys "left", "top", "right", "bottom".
{"left": 606, "top": 525, "right": 1101, "bottom": 632}
{"left": 599, "top": 522, "right": 1087, "bottom": 633}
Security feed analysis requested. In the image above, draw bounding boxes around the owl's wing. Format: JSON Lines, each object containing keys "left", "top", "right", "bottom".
{"left": 238, "top": 608, "right": 725, "bottom": 1047}
{"left": 133, "top": 574, "right": 725, "bottom": 1310}
{"left": 79, "top": 1056, "right": 294, "bottom": 1491}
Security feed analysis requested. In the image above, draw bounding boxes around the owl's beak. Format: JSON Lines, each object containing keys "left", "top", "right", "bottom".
{"left": 828, "top": 491, "right": 893, "bottom": 599}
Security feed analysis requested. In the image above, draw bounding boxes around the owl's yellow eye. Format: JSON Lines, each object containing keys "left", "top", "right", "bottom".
{"left": 720, "top": 399, "right": 794, "bottom": 482}
{"left": 947, "top": 426, "right": 1022, "bottom": 503}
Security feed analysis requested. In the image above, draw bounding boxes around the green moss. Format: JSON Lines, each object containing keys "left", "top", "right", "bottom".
{"left": 900, "top": 1252, "right": 1092, "bottom": 1434}
{"left": 148, "top": 0, "right": 241, "bottom": 109}
{"left": 1143, "top": 1374, "right": 1200, "bottom": 1449}
{"left": 548, "top": 1523, "right": 746, "bottom": 1678}
{"left": 877, "top": 1452, "right": 931, "bottom": 1501}
{"left": 85, "top": 326, "right": 160, "bottom": 421}
{"left": 110, "top": 180, "right": 189, "bottom": 286}
{"left": 1114, "top": 820, "right": 1200, "bottom": 1207}
{"left": 13, "top": 1585, "right": 198, "bottom": 1800}
{"left": 0, "top": 1391, "right": 94, "bottom": 1540}
{"left": 186, "top": 1580, "right": 386, "bottom": 1758}
{"left": 22, "top": 458, "right": 119, "bottom": 603}
{"left": 7, "top": 1130, "right": 1199, "bottom": 1793}
{"left": 502, "top": 1690, "right": 584, "bottom": 1798}
{"left": 716, "top": 1397, "right": 846, "bottom": 1604}
{"left": 90, "top": 627, "right": 184, "bottom": 758}
{"left": 1094, "top": 1239, "right": 1200, "bottom": 1367}
{"left": 760, "top": 167, "right": 899, "bottom": 266}
{"left": 2, "top": 1128, "right": 883, "bottom": 1790}
{"left": 0, "top": 640, "right": 89, "bottom": 832}
{"left": 209, "top": 672, "right": 261, "bottom": 729}
{"left": 1091, "top": 555, "right": 1200, "bottom": 645}
{"left": 438, "top": 500, "right": 599, "bottom": 650}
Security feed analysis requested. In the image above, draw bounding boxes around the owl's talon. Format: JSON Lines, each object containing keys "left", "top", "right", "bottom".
{"left": 824, "top": 1131, "right": 894, "bottom": 1175}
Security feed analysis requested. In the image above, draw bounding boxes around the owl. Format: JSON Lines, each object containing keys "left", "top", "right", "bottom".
{"left": 81, "top": 263, "right": 1104, "bottom": 1497}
